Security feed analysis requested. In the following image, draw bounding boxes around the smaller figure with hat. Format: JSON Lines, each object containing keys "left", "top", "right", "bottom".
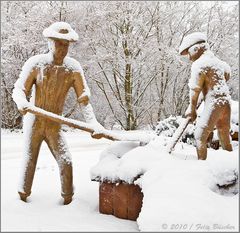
{"left": 179, "top": 32, "right": 233, "bottom": 160}
{"left": 12, "top": 22, "right": 103, "bottom": 204}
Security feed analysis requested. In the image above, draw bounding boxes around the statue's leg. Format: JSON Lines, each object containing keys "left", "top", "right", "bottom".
{"left": 195, "top": 108, "right": 217, "bottom": 160}
{"left": 195, "top": 128, "right": 212, "bottom": 160}
{"left": 45, "top": 130, "right": 73, "bottom": 204}
{"left": 18, "top": 120, "right": 43, "bottom": 202}
{"left": 216, "top": 104, "right": 233, "bottom": 151}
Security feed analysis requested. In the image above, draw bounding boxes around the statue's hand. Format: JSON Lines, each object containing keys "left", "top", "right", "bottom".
{"left": 19, "top": 107, "right": 28, "bottom": 115}
{"left": 91, "top": 132, "right": 104, "bottom": 139}
{"left": 78, "top": 95, "right": 89, "bottom": 106}
{"left": 91, "top": 123, "right": 105, "bottom": 139}
{"left": 185, "top": 110, "right": 197, "bottom": 123}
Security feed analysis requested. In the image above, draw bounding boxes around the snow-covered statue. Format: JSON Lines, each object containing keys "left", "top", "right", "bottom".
{"left": 12, "top": 22, "right": 103, "bottom": 205}
{"left": 179, "top": 32, "right": 233, "bottom": 160}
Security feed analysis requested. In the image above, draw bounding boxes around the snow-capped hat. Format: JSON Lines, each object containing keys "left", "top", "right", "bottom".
{"left": 43, "top": 22, "right": 79, "bottom": 42}
{"left": 179, "top": 32, "right": 207, "bottom": 55}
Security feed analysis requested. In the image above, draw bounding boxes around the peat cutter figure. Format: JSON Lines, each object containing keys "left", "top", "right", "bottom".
{"left": 179, "top": 32, "right": 233, "bottom": 160}
{"left": 12, "top": 22, "right": 103, "bottom": 205}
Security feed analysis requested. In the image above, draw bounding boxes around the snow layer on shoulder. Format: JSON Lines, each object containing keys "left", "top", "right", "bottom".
{"left": 19, "top": 53, "right": 53, "bottom": 84}
{"left": 12, "top": 53, "right": 53, "bottom": 110}
{"left": 64, "top": 56, "right": 83, "bottom": 73}
{"left": 189, "top": 50, "right": 231, "bottom": 91}
{"left": 12, "top": 53, "right": 91, "bottom": 109}
{"left": 64, "top": 57, "right": 91, "bottom": 98}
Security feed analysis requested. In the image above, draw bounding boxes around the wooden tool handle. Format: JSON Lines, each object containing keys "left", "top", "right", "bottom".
{"left": 26, "top": 106, "right": 117, "bottom": 141}
{"left": 166, "top": 117, "right": 191, "bottom": 154}
{"left": 167, "top": 99, "right": 203, "bottom": 154}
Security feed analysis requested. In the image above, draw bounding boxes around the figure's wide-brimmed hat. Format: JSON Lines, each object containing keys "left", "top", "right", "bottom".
{"left": 43, "top": 22, "right": 79, "bottom": 42}
{"left": 179, "top": 32, "right": 207, "bottom": 55}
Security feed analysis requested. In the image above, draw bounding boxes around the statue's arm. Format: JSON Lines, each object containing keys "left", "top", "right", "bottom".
{"left": 73, "top": 71, "right": 105, "bottom": 138}
{"left": 73, "top": 72, "right": 98, "bottom": 123}
{"left": 12, "top": 67, "right": 37, "bottom": 115}
{"left": 186, "top": 73, "right": 205, "bottom": 122}
{"left": 73, "top": 72, "right": 90, "bottom": 106}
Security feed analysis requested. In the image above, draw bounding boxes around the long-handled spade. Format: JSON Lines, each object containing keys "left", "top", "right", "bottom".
{"left": 24, "top": 105, "right": 152, "bottom": 144}
{"left": 166, "top": 99, "right": 203, "bottom": 154}
{"left": 24, "top": 99, "right": 202, "bottom": 151}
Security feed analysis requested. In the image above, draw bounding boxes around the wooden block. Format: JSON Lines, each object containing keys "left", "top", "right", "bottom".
{"left": 128, "top": 184, "right": 143, "bottom": 220}
{"left": 113, "top": 183, "right": 129, "bottom": 219}
{"left": 98, "top": 180, "right": 144, "bottom": 221}
{"left": 99, "top": 182, "right": 113, "bottom": 215}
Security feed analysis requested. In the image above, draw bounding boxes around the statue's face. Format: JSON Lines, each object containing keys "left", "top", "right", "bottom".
{"left": 187, "top": 44, "right": 201, "bottom": 61}
{"left": 187, "top": 42, "right": 209, "bottom": 62}
{"left": 53, "top": 39, "right": 69, "bottom": 59}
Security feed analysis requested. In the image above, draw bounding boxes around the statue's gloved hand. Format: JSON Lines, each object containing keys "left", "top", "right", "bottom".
{"left": 185, "top": 110, "right": 197, "bottom": 123}
{"left": 91, "top": 132, "right": 105, "bottom": 139}
{"left": 78, "top": 95, "right": 89, "bottom": 106}
{"left": 19, "top": 106, "right": 29, "bottom": 115}
{"left": 91, "top": 123, "right": 105, "bottom": 139}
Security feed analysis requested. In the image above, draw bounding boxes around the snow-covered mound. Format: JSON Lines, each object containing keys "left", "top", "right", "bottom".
{"left": 91, "top": 136, "right": 239, "bottom": 231}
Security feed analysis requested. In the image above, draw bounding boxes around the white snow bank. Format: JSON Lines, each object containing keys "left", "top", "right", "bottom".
{"left": 91, "top": 136, "right": 238, "bottom": 231}
{"left": 43, "top": 22, "right": 79, "bottom": 42}
{"left": 90, "top": 141, "right": 141, "bottom": 182}
{"left": 137, "top": 148, "right": 238, "bottom": 231}
{"left": 1, "top": 131, "right": 138, "bottom": 231}
{"left": 179, "top": 32, "right": 207, "bottom": 54}
{"left": 91, "top": 136, "right": 169, "bottom": 183}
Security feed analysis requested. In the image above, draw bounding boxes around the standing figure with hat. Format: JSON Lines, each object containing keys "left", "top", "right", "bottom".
{"left": 179, "top": 32, "right": 233, "bottom": 160}
{"left": 12, "top": 22, "right": 103, "bottom": 204}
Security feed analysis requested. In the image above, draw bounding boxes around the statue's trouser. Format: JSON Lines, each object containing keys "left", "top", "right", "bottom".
{"left": 195, "top": 102, "right": 233, "bottom": 160}
{"left": 18, "top": 116, "right": 73, "bottom": 200}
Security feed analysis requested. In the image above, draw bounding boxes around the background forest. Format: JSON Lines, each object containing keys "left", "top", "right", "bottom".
{"left": 1, "top": 1, "right": 239, "bottom": 130}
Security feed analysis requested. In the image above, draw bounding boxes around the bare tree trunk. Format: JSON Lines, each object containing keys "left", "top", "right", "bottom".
{"left": 124, "top": 63, "right": 135, "bottom": 130}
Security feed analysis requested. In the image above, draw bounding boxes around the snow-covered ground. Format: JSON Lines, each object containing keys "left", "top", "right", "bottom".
{"left": 1, "top": 129, "right": 239, "bottom": 232}
{"left": 92, "top": 136, "right": 239, "bottom": 232}
{"left": 1, "top": 129, "right": 138, "bottom": 231}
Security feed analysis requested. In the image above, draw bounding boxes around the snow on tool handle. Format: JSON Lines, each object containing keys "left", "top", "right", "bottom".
{"left": 166, "top": 98, "right": 203, "bottom": 154}
{"left": 26, "top": 106, "right": 151, "bottom": 144}
{"left": 166, "top": 117, "right": 191, "bottom": 154}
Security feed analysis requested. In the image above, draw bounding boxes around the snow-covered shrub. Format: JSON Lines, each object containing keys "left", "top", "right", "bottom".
{"left": 155, "top": 116, "right": 182, "bottom": 137}
{"left": 182, "top": 124, "right": 196, "bottom": 146}
{"left": 155, "top": 116, "right": 196, "bottom": 145}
